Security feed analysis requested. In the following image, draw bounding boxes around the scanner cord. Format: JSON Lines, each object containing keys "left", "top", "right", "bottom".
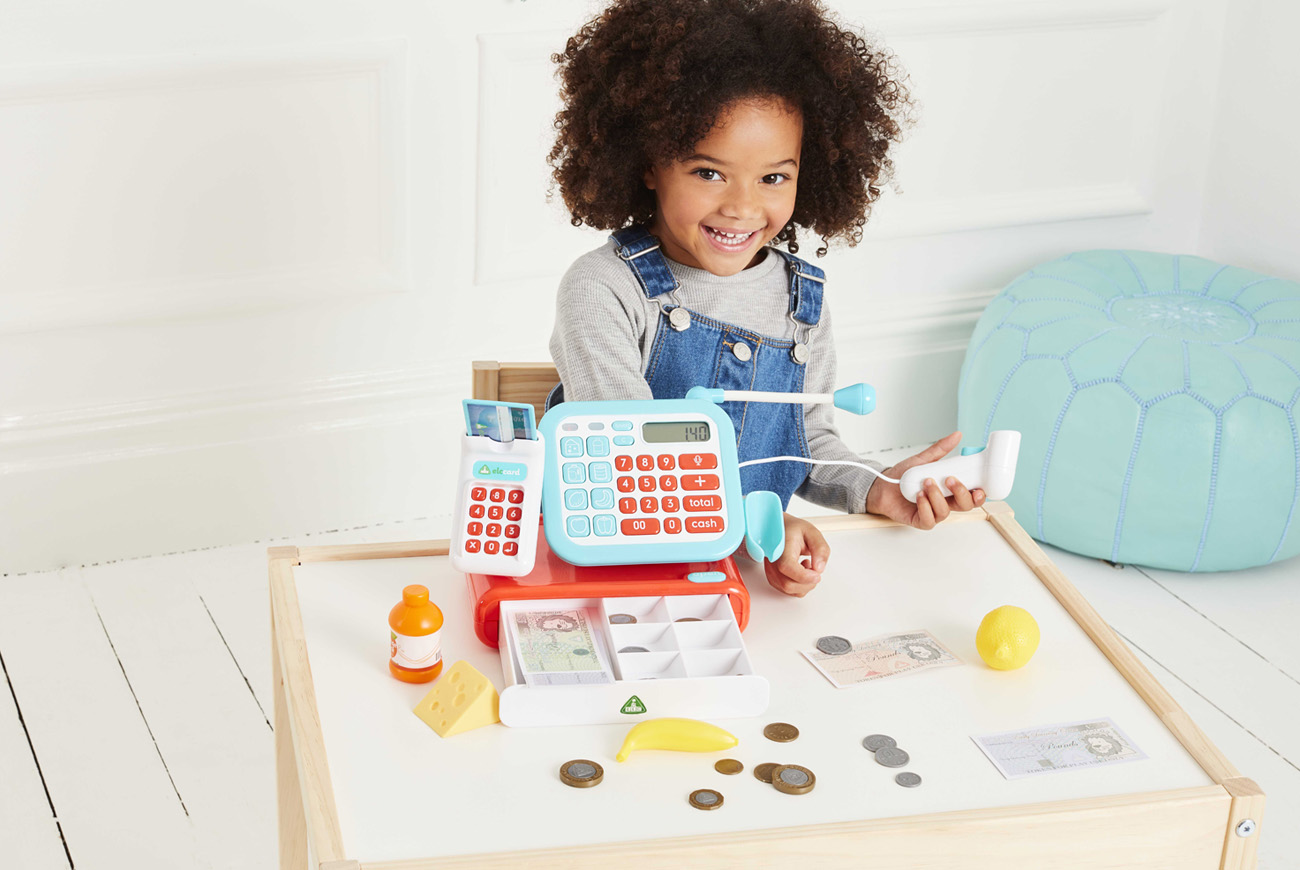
{"left": 736, "top": 455, "right": 901, "bottom": 485}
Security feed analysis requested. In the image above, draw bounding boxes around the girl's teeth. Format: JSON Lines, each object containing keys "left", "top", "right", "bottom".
{"left": 707, "top": 227, "right": 753, "bottom": 247}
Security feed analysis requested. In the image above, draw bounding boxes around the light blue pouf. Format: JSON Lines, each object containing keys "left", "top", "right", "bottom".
{"left": 958, "top": 250, "right": 1300, "bottom": 572}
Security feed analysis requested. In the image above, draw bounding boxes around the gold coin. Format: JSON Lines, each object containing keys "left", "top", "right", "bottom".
{"left": 675, "top": 617, "right": 702, "bottom": 623}
{"left": 753, "top": 762, "right": 780, "bottom": 783}
{"left": 714, "top": 758, "right": 744, "bottom": 775}
{"left": 689, "top": 788, "right": 724, "bottom": 810}
{"left": 763, "top": 722, "right": 799, "bottom": 742}
{"left": 559, "top": 759, "right": 603, "bottom": 788}
{"left": 771, "top": 764, "right": 816, "bottom": 795}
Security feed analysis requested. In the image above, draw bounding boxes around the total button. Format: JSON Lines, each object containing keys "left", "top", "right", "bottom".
{"left": 732, "top": 341, "right": 752, "bottom": 362}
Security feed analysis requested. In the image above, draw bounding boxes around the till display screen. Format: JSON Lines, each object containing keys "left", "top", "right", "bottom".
{"left": 641, "top": 421, "right": 712, "bottom": 443}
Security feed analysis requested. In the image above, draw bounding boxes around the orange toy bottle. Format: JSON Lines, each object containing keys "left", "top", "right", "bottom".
{"left": 388, "top": 585, "right": 444, "bottom": 683}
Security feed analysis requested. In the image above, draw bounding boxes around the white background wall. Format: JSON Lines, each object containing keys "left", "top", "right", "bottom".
{"left": 4, "top": 0, "right": 1290, "bottom": 574}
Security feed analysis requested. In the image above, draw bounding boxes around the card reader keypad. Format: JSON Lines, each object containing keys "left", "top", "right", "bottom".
{"left": 463, "top": 485, "right": 524, "bottom": 556}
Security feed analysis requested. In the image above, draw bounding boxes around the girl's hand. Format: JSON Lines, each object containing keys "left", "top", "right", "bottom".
{"left": 865, "top": 431, "right": 986, "bottom": 529}
{"left": 763, "top": 513, "right": 830, "bottom": 597}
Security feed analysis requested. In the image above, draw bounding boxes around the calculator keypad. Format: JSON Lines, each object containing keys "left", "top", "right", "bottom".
{"left": 555, "top": 415, "right": 726, "bottom": 544}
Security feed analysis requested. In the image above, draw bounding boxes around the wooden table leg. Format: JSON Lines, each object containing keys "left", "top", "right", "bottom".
{"left": 274, "top": 594, "right": 310, "bottom": 870}
{"left": 1219, "top": 777, "right": 1265, "bottom": 870}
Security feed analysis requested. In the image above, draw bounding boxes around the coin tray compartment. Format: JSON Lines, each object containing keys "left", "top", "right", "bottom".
{"left": 615, "top": 651, "right": 689, "bottom": 681}
{"left": 671, "top": 619, "right": 743, "bottom": 650}
{"left": 602, "top": 596, "right": 672, "bottom": 624}
{"left": 683, "top": 648, "right": 750, "bottom": 678}
{"left": 608, "top": 623, "right": 678, "bottom": 654}
{"left": 664, "top": 594, "right": 735, "bottom": 622}
{"left": 496, "top": 594, "right": 768, "bottom": 726}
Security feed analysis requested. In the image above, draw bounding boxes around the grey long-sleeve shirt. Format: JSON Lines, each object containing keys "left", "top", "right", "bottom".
{"left": 549, "top": 239, "right": 880, "bottom": 513}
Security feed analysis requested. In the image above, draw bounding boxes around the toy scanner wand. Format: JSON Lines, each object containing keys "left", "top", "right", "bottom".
{"left": 685, "top": 384, "right": 1021, "bottom": 503}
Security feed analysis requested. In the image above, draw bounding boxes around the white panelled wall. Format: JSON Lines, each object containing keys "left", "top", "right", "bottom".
{"left": 3, "top": 0, "right": 1291, "bottom": 574}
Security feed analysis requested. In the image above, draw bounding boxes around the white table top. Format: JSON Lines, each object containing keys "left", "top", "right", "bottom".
{"left": 294, "top": 518, "right": 1214, "bottom": 863}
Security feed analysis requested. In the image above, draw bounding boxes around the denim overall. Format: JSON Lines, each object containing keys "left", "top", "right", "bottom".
{"left": 554, "top": 226, "right": 825, "bottom": 509}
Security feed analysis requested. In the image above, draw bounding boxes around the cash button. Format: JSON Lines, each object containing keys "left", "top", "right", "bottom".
{"left": 560, "top": 437, "right": 585, "bottom": 458}
{"left": 685, "top": 516, "right": 725, "bottom": 534}
{"left": 681, "top": 474, "right": 720, "bottom": 491}
{"left": 566, "top": 516, "right": 591, "bottom": 538}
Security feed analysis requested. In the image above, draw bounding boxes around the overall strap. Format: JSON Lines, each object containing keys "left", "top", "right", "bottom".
{"left": 770, "top": 249, "right": 825, "bottom": 326}
{"left": 611, "top": 226, "right": 680, "bottom": 300}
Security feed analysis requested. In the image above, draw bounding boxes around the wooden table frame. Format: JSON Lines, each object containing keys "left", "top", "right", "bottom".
{"left": 269, "top": 504, "right": 1265, "bottom": 870}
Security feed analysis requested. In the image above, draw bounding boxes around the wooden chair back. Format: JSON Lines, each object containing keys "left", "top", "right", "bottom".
{"left": 471, "top": 361, "right": 559, "bottom": 422}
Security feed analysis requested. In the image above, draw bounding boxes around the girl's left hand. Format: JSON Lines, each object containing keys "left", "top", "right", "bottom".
{"left": 865, "top": 431, "right": 986, "bottom": 529}
{"left": 764, "top": 513, "right": 830, "bottom": 598}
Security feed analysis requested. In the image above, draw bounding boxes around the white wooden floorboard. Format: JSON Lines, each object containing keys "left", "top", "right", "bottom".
{"left": 80, "top": 560, "right": 276, "bottom": 870}
{"left": 1044, "top": 543, "right": 1297, "bottom": 869}
{"left": 0, "top": 569, "right": 204, "bottom": 870}
{"left": 1043, "top": 545, "right": 1300, "bottom": 765}
{"left": 0, "top": 655, "right": 68, "bottom": 870}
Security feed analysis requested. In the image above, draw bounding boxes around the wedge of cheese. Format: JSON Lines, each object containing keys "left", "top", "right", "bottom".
{"left": 412, "top": 660, "right": 500, "bottom": 737}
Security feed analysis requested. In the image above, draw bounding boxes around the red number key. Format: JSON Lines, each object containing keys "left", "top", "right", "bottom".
{"left": 657, "top": 454, "right": 676, "bottom": 470}
{"left": 637, "top": 475, "right": 657, "bottom": 492}
{"left": 615, "top": 455, "right": 634, "bottom": 472}
{"left": 489, "top": 488, "right": 506, "bottom": 502}
{"left": 507, "top": 489, "right": 525, "bottom": 504}
{"left": 488, "top": 505, "right": 503, "bottom": 520}
{"left": 619, "top": 497, "right": 637, "bottom": 514}
{"left": 484, "top": 540, "right": 500, "bottom": 555}
{"left": 485, "top": 523, "right": 502, "bottom": 538}
{"left": 662, "top": 495, "right": 680, "bottom": 512}
{"left": 467, "top": 521, "right": 483, "bottom": 536}
{"left": 664, "top": 517, "right": 683, "bottom": 534}
{"left": 470, "top": 486, "right": 487, "bottom": 501}
{"left": 640, "top": 496, "right": 658, "bottom": 513}
{"left": 506, "top": 506, "right": 522, "bottom": 521}
{"left": 505, "top": 524, "right": 520, "bottom": 539}
{"left": 636, "top": 455, "right": 655, "bottom": 471}
{"left": 659, "top": 475, "right": 678, "bottom": 491}
{"left": 469, "top": 504, "right": 485, "bottom": 519}
{"left": 621, "top": 517, "right": 661, "bottom": 536}
{"left": 617, "top": 476, "right": 636, "bottom": 493}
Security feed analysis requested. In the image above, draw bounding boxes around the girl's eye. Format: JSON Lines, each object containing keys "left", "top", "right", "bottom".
{"left": 763, "top": 174, "right": 790, "bottom": 185}
{"left": 692, "top": 168, "right": 721, "bottom": 181}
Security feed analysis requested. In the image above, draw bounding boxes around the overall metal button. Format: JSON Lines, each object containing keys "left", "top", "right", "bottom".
{"left": 791, "top": 343, "right": 810, "bottom": 364}
{"left": 732, "top": 341, "right": 752, "bottom": 362}
{"left": 669, "top": 307, "right": 691, "bottom": 331}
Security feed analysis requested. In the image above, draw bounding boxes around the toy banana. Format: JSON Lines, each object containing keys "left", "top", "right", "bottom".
{"left": 616, "top": 717, "right": 738, "bottom": 762}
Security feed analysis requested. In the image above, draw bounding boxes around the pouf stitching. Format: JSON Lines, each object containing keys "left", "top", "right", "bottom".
{"left": 961, "top": 252, "right": 1300, "bottom": 570}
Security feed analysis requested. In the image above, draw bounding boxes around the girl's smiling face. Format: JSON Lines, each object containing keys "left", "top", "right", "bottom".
{"left": 644, "top": 98, "right": 802, "bottom": 275}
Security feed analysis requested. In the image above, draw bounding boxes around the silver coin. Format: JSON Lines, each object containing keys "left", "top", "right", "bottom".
{"left": 618, "top": 646, "right": 650, "bottom": 653}
{"left": 694, "top": 790, "right": 719, "bottom": 805}
{"left": 862, "top": 734, "right": 897, "bottom": 752}
{"left": 565, "top": 762, "right": 597, "bottom": 779}
{"left": 777, "top": 767, "right": 811, "bottom": 787}
{"left": 874, "top": 747, "right": 909, "bottom": 768}
{"left": 609, "top": 614, "right": 637, "bottom": 624}
{"left": 816, "top": 635, "right": 852, "bottom": 655}
{"left": 895, "top": 772, "right": 922, "bottom": 788}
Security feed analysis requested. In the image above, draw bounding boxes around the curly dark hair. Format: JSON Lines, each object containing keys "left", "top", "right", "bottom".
{"left": 548, "top": 0, "right": 914, "bottom": 256}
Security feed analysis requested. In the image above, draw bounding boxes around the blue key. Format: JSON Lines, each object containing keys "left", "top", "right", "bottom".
{"left": 566, "top": 515, "right": 591, "bottom": 538}
{"left": 564, "top": 489, "right": 589, "bottom": 510}
{"left": 612, "top": 421, "right": 633, "bottom": 431}
{"left": 687, "top": 571, "right": 726, "bottom": 583}
{"left": 560, "top": 436, "right": 585, "bottom": 458}
{"left": 590, "top": 487, "right": 615, "bottom": 510}
{"left": 593, "top": 514, "right": 617, "bottom": 537}
{"left": 613, "top": 435, "right": 635, "bottom": 447}
{"left": 588, "top": 461, "right": 613, "bottom": 483}
{"left": 561, "top": 462, "right": 587, "bottom": 484}
{"left": 586, "top": 435, "right": 610, "bottom": 457}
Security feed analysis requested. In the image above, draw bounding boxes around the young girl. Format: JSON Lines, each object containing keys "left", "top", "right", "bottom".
{"left": 547, "top": 0, "right": 985, "bottom": 597}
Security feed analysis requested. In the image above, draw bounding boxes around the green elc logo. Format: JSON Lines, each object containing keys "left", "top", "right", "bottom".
{"left": 620, "top": 695, "right": 647, "bottom": 715}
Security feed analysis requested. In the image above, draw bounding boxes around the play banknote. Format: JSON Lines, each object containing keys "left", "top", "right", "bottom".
{"left": 973, "top": 718, "right": 1147, "bottom": 780}
{"left": 508, "top": 607, "right": 614, "bottom": 687}
{"left": 801, "top": 630, "right": 962, "bottom": 688}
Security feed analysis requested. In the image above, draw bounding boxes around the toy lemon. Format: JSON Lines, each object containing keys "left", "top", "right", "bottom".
{"left": 976, "top": 606, "right": 1040, "bottom": 670}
